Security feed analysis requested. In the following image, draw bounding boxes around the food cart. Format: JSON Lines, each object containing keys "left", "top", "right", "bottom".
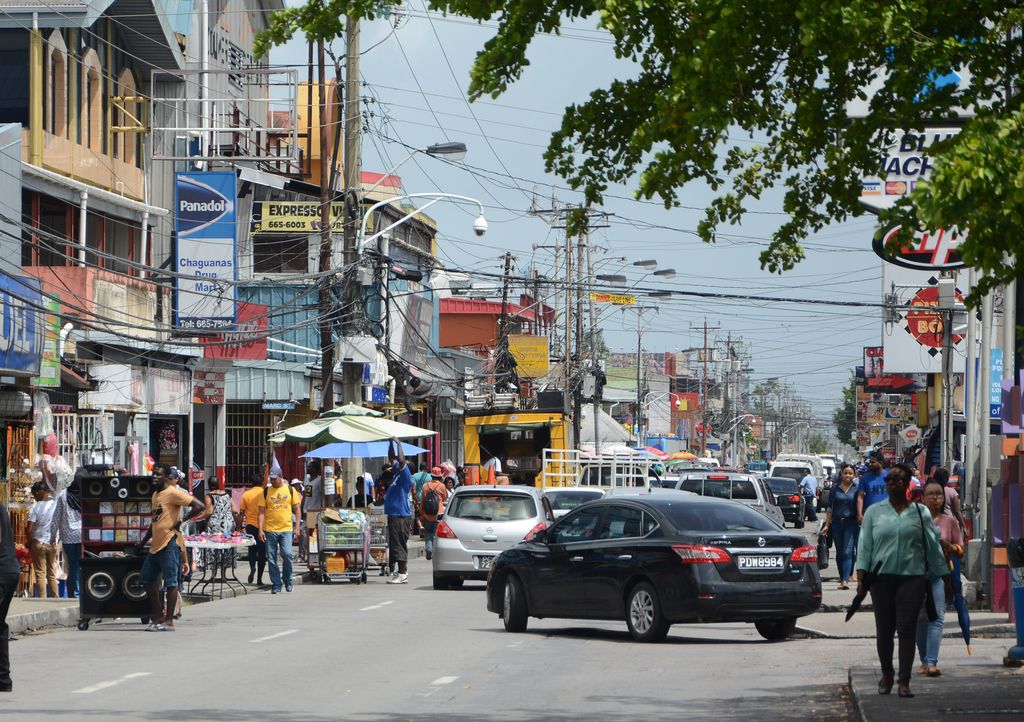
{"left": 317, "top": 508, "right": 369, "bottom": 583}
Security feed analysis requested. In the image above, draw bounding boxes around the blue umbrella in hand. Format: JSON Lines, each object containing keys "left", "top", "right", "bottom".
{"left": 846, "top": 563, "right": 882, "bottom": 622}
{"left": 949, "top": 555, "right": 972, "bottom": 654}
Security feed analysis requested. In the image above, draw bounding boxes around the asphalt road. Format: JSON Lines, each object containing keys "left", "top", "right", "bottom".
{"left": 2, "top": 556, "right": 880, "bottom": 721}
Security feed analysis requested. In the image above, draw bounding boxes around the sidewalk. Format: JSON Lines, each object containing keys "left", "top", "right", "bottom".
{"left": 6, "top": 538, "right": 426, "bottom": 635}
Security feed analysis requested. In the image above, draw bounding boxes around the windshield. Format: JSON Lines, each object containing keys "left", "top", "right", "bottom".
{"left": 546, "top": 490, "right": 603, "bottom": 511}
{"left": 766, "top": 478, "right": 798, "bottom": 493}
{"left": 447, "top": 493, "right": 537, "bottom": 521}
{"left": 663, "top": 502, "right": 780, "bottom": 532}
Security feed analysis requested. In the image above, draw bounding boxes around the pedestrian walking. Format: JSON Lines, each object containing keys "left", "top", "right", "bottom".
{"left": 0, "top": 499, "right": 20, "bottom": 692}
{"left": 822, "top": 465, "right": 858, "bottom": 589}
{"left": 27, "top": 481, "right": 58, "bottom": 598}
{"left": 419, "top": 467, "right": 448, "bottom": 561}
{"left": 916, "top": 478, "right": 961, "bottom": 678}
{"left": 857, "top": 452, "right": 889, "bottom": 524}
{"left": 856, "top": 463, "right": 948, "bottom": 698}
{"left": 933, "top": 467, "right": 967, "bottom": 537}
{"left": 240, "top": 475, "right": 267, "bottom": 585}
{"left": 50, "top": 472, "right": 83, "bottom": 598}
{"left": 140, "top": 463, "right": 205, "bottom": 631}
{"left": 798, "top": 467, "right": 818, "bottom": 522}
{"left": 385, "top": 439, "right": 414, "bottom": 584}
{"left": 411, "top": 463, "right": 432, "bottom": 537}
{"left": 258, "top": 472, "right": 301, "bottom": 594}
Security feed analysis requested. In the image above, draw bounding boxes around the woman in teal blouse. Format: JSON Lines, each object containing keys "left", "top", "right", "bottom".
{"left": 855, "top": 463, "right": 948, "bottom": 698}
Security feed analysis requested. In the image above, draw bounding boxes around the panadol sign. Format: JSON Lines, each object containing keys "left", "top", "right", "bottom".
{"left": 174, "top": 172, "right": 237, "bottom": 331}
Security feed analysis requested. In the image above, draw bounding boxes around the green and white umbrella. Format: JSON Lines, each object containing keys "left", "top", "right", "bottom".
{"left": 269, "top": 404, "right": 436, "bottom": 445}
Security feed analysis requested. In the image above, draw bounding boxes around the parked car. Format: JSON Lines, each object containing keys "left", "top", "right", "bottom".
{"left": 486, "top": 495, "right": 821, "bottom": 642}
{"left": 763, "top": 476, "right": 807, "bottom": 528}
{"left": 543, "top": 487, "right": 605, "bottom": 519}
{"left": 432, "top": 485, "right": 554, "bottom": 590}
{"left": 672, "top": 472, "right": 785, "bottom": 527}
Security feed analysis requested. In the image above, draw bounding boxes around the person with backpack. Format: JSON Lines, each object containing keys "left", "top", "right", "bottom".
{"left": 419, "top": 467, "right": 448, "bottom": 560}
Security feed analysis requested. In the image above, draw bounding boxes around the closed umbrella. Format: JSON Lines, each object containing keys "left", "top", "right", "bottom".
{"left": 300, "top": 441, "right": 429, "bottom": 459}
{"left": 949, "top": 554, "right": 973, "bottom": 654}
{"left": 846, "top": 564, "right": 882, "bottom": 622}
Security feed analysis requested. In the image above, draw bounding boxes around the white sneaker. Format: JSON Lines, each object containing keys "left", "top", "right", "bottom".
{"left": 387, "top": 573, "right": 409, "bottom": 585}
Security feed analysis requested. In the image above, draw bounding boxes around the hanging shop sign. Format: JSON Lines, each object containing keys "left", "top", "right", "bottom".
{"left": 589, "top": 292, "right": 636, "bottom": 305}
{"left": 175, "top": 171, "right": 237, "bottom": 331}
{"left": 0, "top": 275, "right": 43, "bottom": 378}
{"left": 202, "top": 302, "right": 268, "bottom": 360}
{"left": 253, "top": 201, "right": 345, "bottom": 233}
{"left": 508, "top": 335, "right": 550, "bottom": 378}
{"left": 872, "top": 224, "right": 967, "bottom": 270}
{"left": 35, "top": 298, "right": 60, "bottom": 387}
{"left": 899, "top": 425, "right": 922, "bottom": 443}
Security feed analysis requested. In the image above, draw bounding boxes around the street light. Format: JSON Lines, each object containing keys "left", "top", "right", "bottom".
{"left": 595, "top": 274, "right": 627, "bottom": 286}
{"left": 652, "top": 268, "right": 677, "bottom": 279}
{"left": 358, "top": 192, "right": 487, "bottom": 255}
{"left": 362, "top": 142, "right": 469, "bottom": 197}
{"left": 633, "top": 259, "right": 658, "bottom": 270}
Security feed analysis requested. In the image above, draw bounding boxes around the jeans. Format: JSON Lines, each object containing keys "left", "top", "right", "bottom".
{"left": 804, "top": 496, "right": 818, "bottom": 522}
{"left": 265, "top": 531, "right": 294, "bottom": 591}
{"left": 30, "top": 542, "right": 58, "bottom": 598}
{"left": 140, "top": 543, "right": 181, "bottom": 589}
{"left": 422, "top": 519, "right": 438, "bottom": 554}
{"left": 831, "top": 517, "right": 858, "bottom": 582}
{"left": 62, "top": 543, "right": 81, "bottom": 599}
{"left": 245, "top": 524, "right": 266, "bottom": 582}
{"left": 0, "top": 574, "right": 18, "bottom": 688}
{"left": 916, "top": 574, "right": 946, "bottom": 666}
{"left": 870, "top": 574, "right": 926, "bottom": 684}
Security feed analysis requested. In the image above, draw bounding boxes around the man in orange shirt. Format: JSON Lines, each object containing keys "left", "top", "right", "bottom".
{"left": 240, "top": 474, "right": 266, "bottom": 585}
{"left": 419, "top": 468, "right": 448, "bottom": 561}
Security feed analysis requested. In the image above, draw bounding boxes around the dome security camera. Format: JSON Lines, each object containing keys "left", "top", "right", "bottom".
{"left": 473, "top": 214, "right": 488, "bottom": 236}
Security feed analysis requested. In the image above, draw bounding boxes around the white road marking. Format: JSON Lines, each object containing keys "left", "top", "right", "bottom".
{"left": 250, "top": 629, "right": 299, "bottom": 643}
{"left": 72, "top": 672, "right": 151, "bottom": 694}
{"left": 431, "top": 676, "right": 459, "bottom": 686}
{"left": 360, "top": 600, "right": 395, "bottom": 612}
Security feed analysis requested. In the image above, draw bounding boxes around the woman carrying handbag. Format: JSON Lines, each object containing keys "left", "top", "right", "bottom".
{"left": 855, "top": 463, "right": 948, "bottom": 698}
{"left": 916, "top": 478, "right": 960, "bottom": 677}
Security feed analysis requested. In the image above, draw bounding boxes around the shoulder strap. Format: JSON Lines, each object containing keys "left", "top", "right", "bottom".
{"left": 916, "top": 503, "right": 930, "bottom": 575}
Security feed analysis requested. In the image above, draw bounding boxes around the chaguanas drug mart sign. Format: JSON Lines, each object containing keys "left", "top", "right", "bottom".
{"left": 175, "top": 172, "right": 237, "bottom": 331}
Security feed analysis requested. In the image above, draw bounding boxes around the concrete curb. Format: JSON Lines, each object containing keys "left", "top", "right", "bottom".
{"left": 8, "top": 605, "right": 81, "bottom": 636}
{"left": 848, "top": 667, "right": 869, "bottom": 722}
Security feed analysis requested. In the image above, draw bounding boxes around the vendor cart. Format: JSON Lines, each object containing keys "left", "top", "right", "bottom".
{"left": 368, "top": 509, "right": 389, "bottom": 576}
{"left": 317, "top": 509, "right": 369, "bottom": 584}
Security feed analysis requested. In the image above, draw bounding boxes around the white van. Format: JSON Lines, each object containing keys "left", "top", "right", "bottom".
{"left": 769, "top": 457, "right": 827, "bottom": 512}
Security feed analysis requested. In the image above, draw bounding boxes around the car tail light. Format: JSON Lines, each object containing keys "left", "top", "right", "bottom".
{"left": 707, "top": 475, "right": 729, "bottom": 480}
{"left": 791, "top": 545, "right": 817, "bottom": 563}
{"left": 788, "top": 495, "right": 801, "bottom": 503}
{"left": 523, "top": 521, "right": 547, "bottom": 541}
{"left": 672, "top": 544, "right": 731, "bottom": 564}
{"left": 436, "top": 520, "right": 457, "bottom": 539}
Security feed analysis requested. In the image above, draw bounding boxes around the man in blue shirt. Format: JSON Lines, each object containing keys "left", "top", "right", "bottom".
{"left": 856, "top": 452, "right": 889, "bottom": 524}
{"left": 384, "top": 439, "right": 414, "bottom": 584}
{"left": 799, "top": 468, "right": 818, "bottom": 522}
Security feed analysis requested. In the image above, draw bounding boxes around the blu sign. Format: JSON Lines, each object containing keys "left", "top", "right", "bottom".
{"left": 991, "top": 348, "right": 1003, "bottom": 419}
{"left": 0, "top": 276, "right": 43, "bottom": 377}
{"left": 175, "top": 172, "right": 237, "bottom": 330}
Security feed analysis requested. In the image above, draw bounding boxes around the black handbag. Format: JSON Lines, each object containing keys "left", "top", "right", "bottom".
{"left": 917, "top": 505, "right": 940, "bottom": 622}
{"left": 816, "top": 529, "right": 830, "bottom": 570}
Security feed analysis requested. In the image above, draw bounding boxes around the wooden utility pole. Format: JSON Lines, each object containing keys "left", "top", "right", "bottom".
{"left": 691, "top": 319, "right": 720, "bottom": 457}
{"left": 317, "top": 39, "right": 335, "bottom": 412}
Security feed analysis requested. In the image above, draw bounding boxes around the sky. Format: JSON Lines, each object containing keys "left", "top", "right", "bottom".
{"left": 272, "top": 5, "right": 884, "bottom": 426}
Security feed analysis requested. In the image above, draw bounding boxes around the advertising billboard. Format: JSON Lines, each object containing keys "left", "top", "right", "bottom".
{"left": 175, "top": 172, "right": 237, "bottom": 331}
{"left": 0, "top": 275, "right": 43, "bottom": 377}
{"left": 880, "top": 264, "right": 966, "bottom": 374}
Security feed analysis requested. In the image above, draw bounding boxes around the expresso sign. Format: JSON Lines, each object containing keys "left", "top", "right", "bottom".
{"left": 872, "top": 224, "right": 967, "bottom": 271}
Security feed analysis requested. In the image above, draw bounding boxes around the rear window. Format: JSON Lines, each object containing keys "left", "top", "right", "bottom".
{"left": 663, "top": 502, "right": 780, "bottom": 532}
{"left": 675, "top": 477, "right": 757, "bottom": 500}
{"left": 771, "top": 466, "right": 805, "bottom": 482}
{"left": 447, "top": 493, "right": 537, "bottom": 521}
{"left": 547, "top": 490, "right": 603, "bottom": 511}
{"left": 766, "top": 478, "right": 798, "bottom": 494}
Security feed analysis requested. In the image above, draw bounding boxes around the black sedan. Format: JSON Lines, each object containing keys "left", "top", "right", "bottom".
{"left": 764, "top": 476, "right": 807, "bottom": 528}
{"left": 485, "top": 495, "right": 821, "bottom": 642}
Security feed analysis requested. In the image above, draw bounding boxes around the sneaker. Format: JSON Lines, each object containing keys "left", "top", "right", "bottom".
{"left": 271, "top": 588, "right": 281, "bottom": 594}
{"left": 285, "top": 585, "right": 293, "bottom": 593}
{"left": 425, "top": 551, "right": 432, "bottom": 560}
{"left": 387, "top": 573, "right": 409, "bottom": 585}
{"left": 145, "top": 623, "right": 169, "bottom": 632}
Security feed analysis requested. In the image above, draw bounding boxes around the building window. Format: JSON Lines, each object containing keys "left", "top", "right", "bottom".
{"left": 115, "top": 68, "right": 137, "bottom": 166}
{"left": 81, "top": 49, "right": 101, "bottom": 152}
{"left": 252, "top": 234, "right": 309, "bottom": 274}
{"left": 46, "top": 31, "right": 67, "bottom": 138}
{"left": 33, "top": 196, "right": 71, "bottom": 267}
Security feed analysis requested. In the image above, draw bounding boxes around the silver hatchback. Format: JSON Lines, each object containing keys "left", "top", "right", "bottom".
{"left": 432, "top": 485, "right": 554, "bottom": 590}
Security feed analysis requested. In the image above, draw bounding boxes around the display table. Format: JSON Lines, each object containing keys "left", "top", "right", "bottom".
{"left": 184, "top": 538, "right": 254, "bottom": 599}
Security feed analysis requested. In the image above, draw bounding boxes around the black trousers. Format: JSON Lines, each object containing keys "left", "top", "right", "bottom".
{"left": 245, "top": 524, "right": 266, "bottom": 581}
{"left": 870, "top": 574, "right": 926, "bottom": 684}
{"left": 0, "top": 573, "right": 19, "bottom": 688}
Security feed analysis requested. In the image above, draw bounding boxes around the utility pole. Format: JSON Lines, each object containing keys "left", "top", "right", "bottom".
{"left": 691, "top": 319, "right": 720, "bottom": 457}
{"left": 317, "top": 39, "right": 335, "bottom": 412}
{"left": 586, "top": 235, "right": 600, "bottom": 456}
{"left": 572, "top": 216, "right": 585, "bottom": 449}
{"left": 340, "top": 15, "right": 362, "bottom": 414}
{"left": 563, "top": 218, "right": 574, "bottom": 447}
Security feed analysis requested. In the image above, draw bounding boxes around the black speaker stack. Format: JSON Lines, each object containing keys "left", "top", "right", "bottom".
{"left": 77, "top": 466, "right": 157, "bottom": 631}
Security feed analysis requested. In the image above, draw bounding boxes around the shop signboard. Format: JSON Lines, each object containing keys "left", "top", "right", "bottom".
{"left": 35, "top": 297, "right": 60, "bottom": 386}
{"left": 202, "top": 302, "right": 268, "bottom": 360}
{"left": 508, "top": 335, "right": 550, "bottom": 378}
{"left": 872, "top": 224, "right": 967, "bottom": 271}
{"left": 175, "top": 171, "right": 237, "bottom": 331}
{"left": 880, "top": 264, "right": 966, "bottom": 374}
{"left": 0, "top": 275, "right": 43, "bottom": 377}
{"left": 253, "top": 201, "right": 345, "bottom": 234}
{"left": 589, "top": 292, "right": 636, "bottom": 305}
{"left": 860, "top": 128, "right": 961, "bottom": 212}
{"left": 990, "top": 348, "right": 1003, "bottom": 419}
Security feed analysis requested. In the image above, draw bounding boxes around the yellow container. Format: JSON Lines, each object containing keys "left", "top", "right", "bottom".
{"left": 324, "top": 555, "right": 347, "bottom": 574}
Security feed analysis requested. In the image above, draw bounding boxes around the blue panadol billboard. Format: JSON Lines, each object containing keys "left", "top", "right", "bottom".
{"left": 175, "top": 171, "right": 237, "bottom": 331}
{"left": 0, "top": 275, "right": 43, "bottom": 377}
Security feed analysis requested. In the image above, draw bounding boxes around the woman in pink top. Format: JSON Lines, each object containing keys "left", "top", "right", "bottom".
{"left": 916, "top": 479, "right": 963, "bottom": 677}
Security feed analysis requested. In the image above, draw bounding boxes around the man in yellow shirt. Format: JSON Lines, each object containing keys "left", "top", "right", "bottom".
{"left": 240, "top": 475, "right": 267, "bottom": 585}
{"left": 258, "top": 472, "right": 301, "bottom": 594}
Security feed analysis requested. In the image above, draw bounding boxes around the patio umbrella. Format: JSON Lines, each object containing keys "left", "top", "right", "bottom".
{"left": 300, "top": 440, "right": 429, "bottom": 459}
{"left": 641, "top": 446, "right": 669, "bottom": 459}
{"left": 269, "top": 404, "right": 436, "bottom": 444}
{"left": 667, "top": 451, "right": 697, "bottom": 461}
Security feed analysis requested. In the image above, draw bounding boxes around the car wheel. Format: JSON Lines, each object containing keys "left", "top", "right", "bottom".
{"left": 755, "top": 617, "right": 797, "bottom": 641}
{"left": 502, "top": 575, "right": 528, "bottom": 633}
{"left": 625, "top": 582, "right": 670, "bottom": 642}
{"left": 433, "top": 573, "right": 451, "bottom": 590}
